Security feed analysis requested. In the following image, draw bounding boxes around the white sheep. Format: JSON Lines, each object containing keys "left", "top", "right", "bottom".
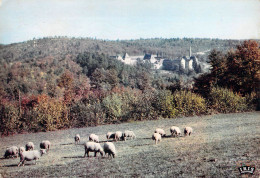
{"left": 74, "top": 134, "right": 80, "bottom": 144}
{"left": 103, "top": 142, "right": 116, "bottom": 158}
{"left": 184, "top": 127, "right": 193, "bottom": 136}
{"left": 123, "top": 130, "right": 136, "bottom": 141}
{"left": 17, "top": 150, "right": 44, "bottom": 166}
{"left": 19, "top": 147, "right": 25, "bottom": 153}
{"left": 152, "top": 133, "right": 162, "bottom": 145}
{"left": 115, "top": 131, "right": 124, "bottom": 142}
{"left": 170, "top": 126, "right": 181, "bottom": 137}
{"left": 89, "top": 134, "right": 99, "bottom": 143}
{"left": 4, "top": 146, "right": 18, "bottom": 158}
{"left": 25, "top": 142, "right": 34, "bottom": 151}
{"left": 84, "top": 142, "right": 104, "bottom": 157}
{"left": 40, "top": 140, "right": 51, "bottom": 152}
{"left": 106, "top": 132, "right": 115, "bottom": 140}
{"left": 154, "top": 128, "right": 166, "bottom": 137}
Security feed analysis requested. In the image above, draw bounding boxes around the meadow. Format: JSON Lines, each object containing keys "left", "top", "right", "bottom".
{"left": 0, "top": 112, "right": 259, "bottom": 177}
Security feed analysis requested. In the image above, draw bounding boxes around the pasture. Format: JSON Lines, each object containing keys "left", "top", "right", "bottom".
{"left": 0, "top": 112, "right": 259, "bottom": 177}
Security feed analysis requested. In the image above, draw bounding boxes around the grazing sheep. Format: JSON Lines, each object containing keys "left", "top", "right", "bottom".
{"left": 89, "top": 134, "right": 99, "bottom": 143}
{"left": 115, "top": 131, "right": 124, "bottom": 142}
{"left": 103, "top": 142, "right": 116, "bottom": 158}
{"left": 123, "top": 130, "right": 136, "bottom": 141}
{"left": 19, "top": 147, "right": 25, "bottom": 153}
{"left": 84, "top": 142, "right": 104, "bottom": 157}
{"left": 40, "top": 140, "right": 51, "bottom": 152}
{"left": 154, "top": 128, "right": 166, "bottom": 137}
{"left": 18, "top": 150, "right": 44, "bottom": 167}
{"left": 25, "top": 142, "right": 34, "bottom": 151}
{"left": 74, "top": 134, "right": 80, "bottom": 144}
{"left": 40, "top": 149, "right": 47, "bottom": 155}
{"left": 184, "top": 127, "right": 193, "bottom": 136}
{"left": 4, "top": 146, "right": 18, "bottom": 158}
{"left": 170, "top": 126, "right": 181, "bottom": 137}
{"left": 152, "top": 133, "right": 162, "bottom": 145}
{"left": 106, "top": 132, "right": 115, "bottom": 140}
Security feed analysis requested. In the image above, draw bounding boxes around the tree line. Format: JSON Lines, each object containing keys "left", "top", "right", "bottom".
{"left": 0, "top": 40, "right": 259, "bottom": 135}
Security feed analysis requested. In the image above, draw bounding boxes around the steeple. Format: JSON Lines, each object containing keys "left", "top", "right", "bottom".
{"left": 189, "top": 46, "right": 192, "bottom": 57}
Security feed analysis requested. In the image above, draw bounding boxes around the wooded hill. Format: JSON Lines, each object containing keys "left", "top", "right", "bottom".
{"left": 0, "top": 37, "right": 243, "bottom": 63}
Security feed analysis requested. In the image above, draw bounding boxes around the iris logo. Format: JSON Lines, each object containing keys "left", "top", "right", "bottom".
{"left": 238, "top": 166, "right": 255, "bottom": 174}
{"left": 237, "top": 161, "right": 256, "bottom": 175}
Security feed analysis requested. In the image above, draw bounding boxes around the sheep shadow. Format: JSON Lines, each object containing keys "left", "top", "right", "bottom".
{"left": 140, "top": 137, "right": 152, "bottom": 140}
{"left": 99, "top": 140, "right": 114, "bottom": 143}
{"left": 2, "top": 164, "right": 19, "bottom": 167}
{"left": 62, "top": 156, "right": 84, "bottom": 159}
{"left": 60, "top": 143, "right": 74, "bottom": 146}
{"left": 130, "top": 143, "right": 151, "bottom": 147}
{"left": 3, "top": 162, "right": 36, "bottom": 167}
{"left": 163, "top": 135, "right": 184, "bottom": 139}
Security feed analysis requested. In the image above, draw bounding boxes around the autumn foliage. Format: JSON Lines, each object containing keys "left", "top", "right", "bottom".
{"left": 0, "top": 40, "right": 259, "bottom": 135}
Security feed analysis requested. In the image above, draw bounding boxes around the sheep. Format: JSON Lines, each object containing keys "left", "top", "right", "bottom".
{"left": 19, "top": 147, "right": 25, "bottom": 153}
{"left": 25, "top": 142, "right": 34, "bottom": 151}
{"left": 152, "top": 133, "right": 162, "bottom": 145}
{"left": 170, "top": 126, "right": 181, "bottom": 137}
{"left": 4, "top": 146, "right": 18, "bottom": 158}
{"left": 74, "top": 134, "right": 80, "bottom": 144}
{"left": 123, "top": 130, "right": 136, "bottom": 141}
{"left": 103, "top": 142, "right": 116, "bottom": 158}
{"left": 84, "top": 142, "right": 104, "bottom": 157}
{"left": 89, "top": 134, "right": 99, "bottom": 143}
{"left": 184, "top": 127, "right": 193, "bottom": 136}
{"left": 115, "top": 131, "right": 124, "bottom": 142}
{"left": 40, "top": 149, "right": 47, "bottom": 155}
{"left": 18, "top": 150, "right": 44, "bottom": 166}
{"left": 106, "top": 132, "right": 116, "bottom": 140}
{"left": 154, "top": 128, "right": 166, "bottom": 137}
{"left": 40, "top": 140, "right": 51, "bottom": 152}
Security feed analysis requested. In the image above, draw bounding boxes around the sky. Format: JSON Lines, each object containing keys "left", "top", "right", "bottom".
{"left": 0, "top": 0, "right": 259, "bottom": 44}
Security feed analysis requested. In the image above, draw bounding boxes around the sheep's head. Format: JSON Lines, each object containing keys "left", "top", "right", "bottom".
{"left": 40, "top": 149, "right": 47, "bottom": 156}
{"left": 18, "top": 147, "right": 25, "bottom": 154}
{"left": 100, "top": 149, "right": 104, "bottom": 157}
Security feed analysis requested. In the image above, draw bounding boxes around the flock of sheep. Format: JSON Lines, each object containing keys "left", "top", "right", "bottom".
{"left": 4, "top": 140, "right": 50, "bottom": 166}
{"left": 3, "top": 126, "right": 193, "bottom": 166}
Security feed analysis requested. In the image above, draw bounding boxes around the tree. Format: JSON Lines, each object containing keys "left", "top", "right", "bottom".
{"left": 226, "top": 40, "right": 260, "bottom": 94}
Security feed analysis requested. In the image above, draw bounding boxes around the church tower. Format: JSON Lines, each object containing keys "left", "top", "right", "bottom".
{"left": 189, "top": 46, "right": 192, "bottom": 58}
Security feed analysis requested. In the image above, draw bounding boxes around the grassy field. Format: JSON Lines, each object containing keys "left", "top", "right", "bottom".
{"left": 0, "top": 112, "right": 259, "bottom": 177}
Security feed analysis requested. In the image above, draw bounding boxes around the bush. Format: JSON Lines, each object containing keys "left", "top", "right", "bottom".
{"left": 32, "top": 95, "right": 69, "bottom": 131}
{"left": 154, "top": 90, "right": 176, "bottom": 118}
{"left": 102, "top": 93, "right": 123, "bottom": 122}
{"left": 133, "top": 89, "right": 158, "bottom": 120}
{"left": 209, "top": 87, "right": 247, "bottom": 113}
{"left": 173, "top": 90, "right": 206, "bottom": 116}
{"left": 70, "top": 101, "right": 105, "bottom": 127}
{"left": 0, "top": 103, "right": 20, "bottom": 135}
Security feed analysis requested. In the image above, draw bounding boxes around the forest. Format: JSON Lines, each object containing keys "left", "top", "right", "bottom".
{"left": 0, "top": 38, "right": 259, "bottom": 135}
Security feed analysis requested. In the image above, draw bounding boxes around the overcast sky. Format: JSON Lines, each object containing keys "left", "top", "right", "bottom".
{"left": 0, "top": 0, "right": 259, "bottom": 44}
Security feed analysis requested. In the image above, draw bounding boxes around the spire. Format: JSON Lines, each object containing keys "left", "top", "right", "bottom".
{"left": 189, "top": 46, "right": 191, "bottom": 57}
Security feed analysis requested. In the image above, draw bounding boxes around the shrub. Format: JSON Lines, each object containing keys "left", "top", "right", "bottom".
{"left": 209, "top": 87, "right": 247, "bottom": 113}
{"left": 70, "top": 101, "right": 105, "bottom": 127}
{"left": 173, "top": 90, "right": 206, "bottom": 116}
{"left": 154, "top": 90, "right": 176, "bottom": 118}
{"left": 0, "top": 103, "right": 20, "bottom": 135}
{"left": 102, "top": 93, "right": 123, "bottom": 122}
{"left": 133, "top": 89, "right": 158, "bottom": 120}
{"left": 32, "top": 95, "right": 69, "bottom": 131}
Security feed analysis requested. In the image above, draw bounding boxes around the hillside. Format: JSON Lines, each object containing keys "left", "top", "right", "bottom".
{"left": 0, "top": 112, "right": 259, "bottom": 177}
{"left": 0, "top": 38, "right": 258, "bottom": 136}
{"left": 0, "top": 37, "right": 243, "bottom": 63}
